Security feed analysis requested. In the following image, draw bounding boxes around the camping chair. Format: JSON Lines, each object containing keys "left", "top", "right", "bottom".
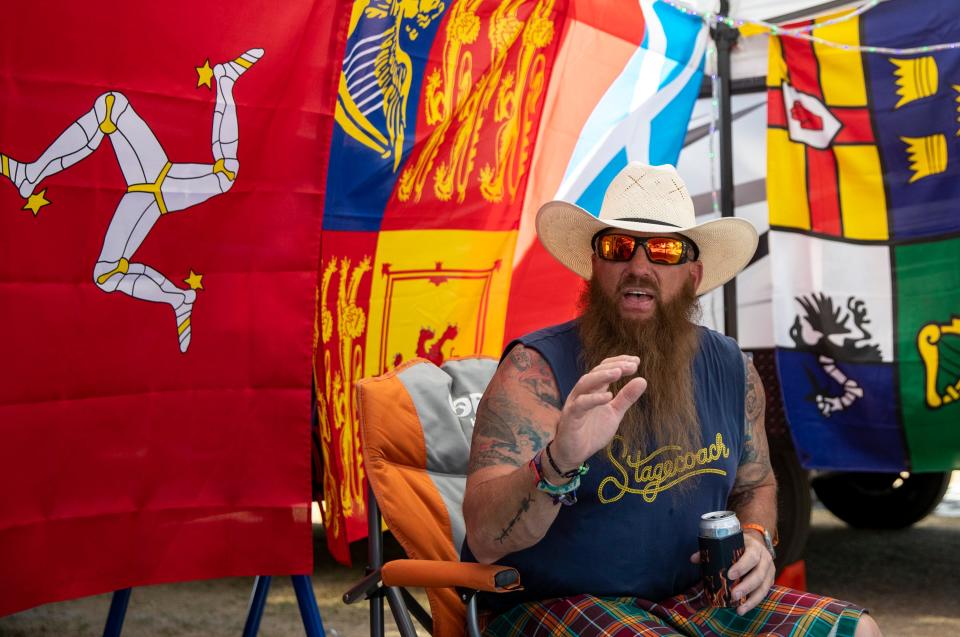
{"left": 343, "top": 357, "right": 523, "bottom": 637}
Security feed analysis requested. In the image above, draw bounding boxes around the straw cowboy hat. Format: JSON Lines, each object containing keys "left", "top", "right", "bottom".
{"left": 536, "top": 162, "right": 758, "bottom": 295}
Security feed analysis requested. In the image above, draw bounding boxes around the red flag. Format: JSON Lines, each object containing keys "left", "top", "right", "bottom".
{"left": 0, "top": 1, "right": 332, "bottom": 614}
{"left": 316, "top": 0, "right": 703, "bottom": 562}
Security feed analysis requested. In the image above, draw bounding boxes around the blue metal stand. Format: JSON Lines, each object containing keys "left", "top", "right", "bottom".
{"left": 242, "top": 575, "right": 326, "bottom": 637}
{"left": 102, "top": 588, "right": 132, "bottom": 637}
{"left": 243, "top": 576, "right": 273, "bottom": 637}
{"left": 292, "top": 575, "right": 326, "bottom": 637}
{"left": 103, "top": 576, "right": 324, "bottom": 637}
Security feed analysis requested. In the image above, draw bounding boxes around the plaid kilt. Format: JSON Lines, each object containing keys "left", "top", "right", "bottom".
{"left": 483, "top": 585, "right": 864, "bottom": 637}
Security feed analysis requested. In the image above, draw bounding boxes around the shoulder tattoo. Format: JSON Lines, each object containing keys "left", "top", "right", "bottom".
{"left": 729, "top": 356, "right": 773, "bottom": 506}
{"left": 510, "top": 345, "right": 562, "bottom": 410}
{"left": 468, "top": 345, "right": 558, "bottom": 473}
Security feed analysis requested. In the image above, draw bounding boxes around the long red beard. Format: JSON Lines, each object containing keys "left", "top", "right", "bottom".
{"left": 578, "top": 274, "right": 702, "bottom": 459}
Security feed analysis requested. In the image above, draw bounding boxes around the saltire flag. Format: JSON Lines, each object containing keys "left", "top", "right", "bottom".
{"left": 0, "top": 1, "right": 329, "bottom": 615}
{"left": 767, "top": 0, "right": 960, "bottom": 472}
{"left": 319, "top": 0, "right": 705, "bottom": 563}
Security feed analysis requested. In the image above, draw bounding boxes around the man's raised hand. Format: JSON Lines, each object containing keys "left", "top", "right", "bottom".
{"left": 550, "top": 355, "right": 647, "bottom": 470}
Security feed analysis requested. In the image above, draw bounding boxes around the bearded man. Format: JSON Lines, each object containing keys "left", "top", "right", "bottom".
{"left": 461, "top": 163, "right": 881, "bottom": 637}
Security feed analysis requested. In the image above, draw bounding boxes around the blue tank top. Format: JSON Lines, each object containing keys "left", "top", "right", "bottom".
{"left": 463, "top": 320, "right": 746, "bottom": 610}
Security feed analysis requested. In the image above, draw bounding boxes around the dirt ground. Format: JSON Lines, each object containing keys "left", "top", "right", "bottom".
{"left": 2, "top": 473, "right": 958, "bottom": 637}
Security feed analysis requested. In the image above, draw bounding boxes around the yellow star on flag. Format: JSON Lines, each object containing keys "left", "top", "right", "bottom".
{"left": 23, "top": 189, "right": 50, "bottom": 216}
{"left": 196, "top": 60, "right": 213, "bottom": 89}
{"left": 184, "top": 270, "right": 204, "bottom": 290}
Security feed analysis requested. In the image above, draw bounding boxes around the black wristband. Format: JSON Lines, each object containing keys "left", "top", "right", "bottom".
{"left": 545, "top": 441, "right": 586, "bottom": 479}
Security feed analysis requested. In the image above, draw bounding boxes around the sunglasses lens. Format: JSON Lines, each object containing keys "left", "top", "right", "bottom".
{"left": 597, "top": 234, "right": 690, "bottom": 264}
{"left": 645, "top": 238, "right": 685, "bottom": 264}
{"left": 598, "top": 234, "right": 637, "bottom": 261}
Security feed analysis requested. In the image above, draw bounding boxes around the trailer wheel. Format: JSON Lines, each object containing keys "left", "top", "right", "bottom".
{"left": 811, "top": 471, "right": 951, "bottom": 529}
{"left": 770, "top": 442, "right": 811, "bottom": 572}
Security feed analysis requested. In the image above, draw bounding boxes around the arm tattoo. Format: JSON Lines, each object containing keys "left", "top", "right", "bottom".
{"left": 739, "top": 355, "right": 765, "bottom": 468}
{"left": 727, "top": 486, "right": 756, "bottom": 510}
{"left": 472, "top": 447, "right": 524, "bottom": 469}
{"left": 509, "top": 346, "right": 533, "bottom": 371}
{"left": 468, "top": 394, "right": 547, "bottom": 471}
{"left": 468, "top": 345, "right": 556, "bottom": 473}
{"left": 512, "top": 346, "right": 562, "bottom": 410}
{"left": 520, "top": 375, "right": 563, "bottom": 410}
{"left": 495, "top": 494, "right": 535, "bottom": 544}
{"left": 729, "top": 356, "right": 774, "bottom": 506}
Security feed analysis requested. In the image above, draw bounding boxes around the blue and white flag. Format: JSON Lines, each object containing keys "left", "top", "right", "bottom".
{"left": 554, "top": 0, "right": 707, "bottom": 213}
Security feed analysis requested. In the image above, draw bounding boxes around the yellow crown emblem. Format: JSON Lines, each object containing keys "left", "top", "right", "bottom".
{"left": 954, "top": 85, "right": 960, "bottom": 136}
{"left": 891, "top": 56, "right": 939, "bottom": 109}
{"left": 901, "top": 134, "right": 947, "bottom": 183}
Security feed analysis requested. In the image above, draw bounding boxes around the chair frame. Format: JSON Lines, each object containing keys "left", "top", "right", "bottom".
{"left": 342, "top": 484, "right": 487, "bottom": 637}
{"left": 342, "top": 358, "right": 523, "bottom": 637}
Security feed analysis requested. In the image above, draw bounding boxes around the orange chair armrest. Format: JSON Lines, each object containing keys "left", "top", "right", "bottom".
{"left": 381, "top": 559, "right": 522, "bottom": 593}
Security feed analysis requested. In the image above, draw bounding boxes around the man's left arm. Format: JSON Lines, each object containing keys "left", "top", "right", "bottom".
{"left": 727, "top": 354, "right": 778, "bottom": 615}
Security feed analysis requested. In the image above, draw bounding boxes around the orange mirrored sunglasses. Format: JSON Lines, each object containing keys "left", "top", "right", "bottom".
{"left": 592, "top": 232, "right": 699, "bottom": 265}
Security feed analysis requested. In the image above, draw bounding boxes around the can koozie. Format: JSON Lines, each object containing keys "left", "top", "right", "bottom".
{"left": 699, "top": 510, "right": 745, "bottom": 607}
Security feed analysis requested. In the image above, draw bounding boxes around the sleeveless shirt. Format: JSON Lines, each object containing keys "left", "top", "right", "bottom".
{"left": 463, "top": 319, "right": 746, "bottom": 611}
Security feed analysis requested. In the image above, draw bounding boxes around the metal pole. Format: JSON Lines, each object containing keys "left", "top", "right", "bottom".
{"left": 242, "top": 576, "right": 272, "bottom": 637}
{"left": 102, "top": 588, "right": 132, "bottom": 637}
{"left": 367, "top": 483, "right": 385, "bottom": 637}
{"left": 292, "top": 575, "right": 327, "bottom": 637}
{"left": 385, "top": 586, "right": 418, "bottom": 637}
{"left": 714, "top": 0, "right": 741, "bottom": 339}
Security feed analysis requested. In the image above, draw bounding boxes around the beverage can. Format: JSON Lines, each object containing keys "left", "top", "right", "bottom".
{"left": 698, "top": 510, "right": 745, "bottom": 607}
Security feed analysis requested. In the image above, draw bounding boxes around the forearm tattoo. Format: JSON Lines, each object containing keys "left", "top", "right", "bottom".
{"left": 727, "top": 484, "right": 756, "bottom": 510}
{"left": 495, "top": 494, "right": 535, "bottom": 544}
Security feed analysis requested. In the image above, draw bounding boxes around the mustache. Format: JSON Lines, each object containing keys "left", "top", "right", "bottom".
{"left": 616, "top": 274, "right": 660, "bottom": 295}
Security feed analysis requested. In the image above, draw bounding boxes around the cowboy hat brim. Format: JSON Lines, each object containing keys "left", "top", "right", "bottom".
{"left": 536, "top": 200, "right": 759, "bottom": 296}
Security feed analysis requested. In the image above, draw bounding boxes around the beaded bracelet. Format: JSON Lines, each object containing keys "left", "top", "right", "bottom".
{"left": 530, "top": 448, "right": 586, "bottom": 506}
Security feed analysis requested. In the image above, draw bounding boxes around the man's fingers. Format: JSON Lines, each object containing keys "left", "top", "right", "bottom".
{"left": 567, "top": 356, "right": 640, "bottom": 402}
{"left": 736, "top": 586, "right": 766, "bottom": 616}
{"left": 730, "top": 541, "right": 774, "bottom": 615}
{"left": 584, "top": 359, "right": 639, "bottom": 381}
{"left": 689, "top": 551, "right": 701, "bottom": 565}
{"left": 728, "top": 542, "right": 762, "bottom": 580}
{"left": 570, "top": 391, "right": 614, "bottom": 412}
{"left": 569, "top": 367, "right": 627, "bottom": 397}
{"left": 731, "top": 565, "right": 764, "bottom": 603}
{"left": 609, "top": 377, "right": 647, "bottom": 415}
{"left": 596, "top": 355, "right": 641, "bottom": 367}
{"left": 736, "top": 575, "right": 772, "bottom": 616}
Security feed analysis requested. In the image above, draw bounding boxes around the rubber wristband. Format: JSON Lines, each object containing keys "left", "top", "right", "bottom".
{"left": 743, "top": 523, "right": 779, "bottom": 546}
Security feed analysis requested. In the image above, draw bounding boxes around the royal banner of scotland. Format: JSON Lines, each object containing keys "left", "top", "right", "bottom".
{"left": 767, "top": 0, "right": 960, "bottom": 472}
